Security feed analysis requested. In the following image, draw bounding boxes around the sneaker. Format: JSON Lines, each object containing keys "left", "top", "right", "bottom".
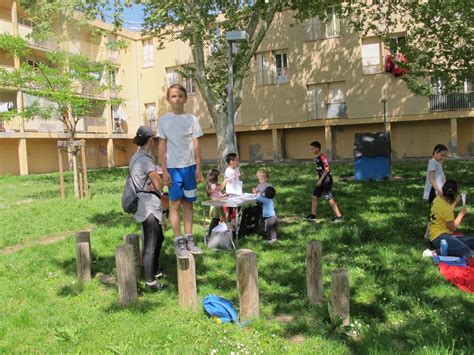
{"left": 154, "top": 267, "right": 166, "bottom": 279}
{"left": 185, "top": 235, "right": 203, "bottom": 255}
{"left": 332, "top": 216, "right": 343, "bottom": 223}
{"left": 267, "top": 238, "right": 277, "bottom": 245}
{"left": 175, "top": 237, "right": 190, "bottom": 259}
{"left": 145, "top": 280, "right": 168, "bottom": 292}
{"left": 305, "top": 214, "right": 317, "bottom": 221}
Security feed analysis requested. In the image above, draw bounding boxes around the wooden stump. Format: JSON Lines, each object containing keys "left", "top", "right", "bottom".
{"left": 76, "top": 231, "right": 91, "bottom": 257}
{"left": 331, "top": 269, "right": 350, "bottom": 326}
{"left": 306, "top": 241, "right": 323, "bottom": 305}
{"left": 76, "top": 242, "right": 91, "bottom": 283}
{"left": 236, "top": 249, "right": 259, "bottom": 321}
{"left": 177, "top": 254, "right": 198, "bottom": 310}
{"left": 123, "top": 234, "right": 141, "bottom": 281}
{"left": 115, "top": 244, "right": 138, "bottom": 305}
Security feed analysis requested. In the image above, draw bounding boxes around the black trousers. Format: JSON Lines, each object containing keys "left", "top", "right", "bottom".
{"left": 142, "top": 214, "right": 164, "bottom": 282}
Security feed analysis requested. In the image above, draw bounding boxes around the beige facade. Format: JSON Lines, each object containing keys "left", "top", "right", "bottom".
{"left": 0, "top": 4, "right": 472, "bottom": 175}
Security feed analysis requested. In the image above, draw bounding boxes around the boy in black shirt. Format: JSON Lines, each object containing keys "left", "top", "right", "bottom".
{"left": 305, "top": 141, "right": 343, "bottom": 222}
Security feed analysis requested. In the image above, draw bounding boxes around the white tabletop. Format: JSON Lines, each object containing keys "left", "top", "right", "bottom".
{"left": 201, "top": 193, "right": 257, "bottom": 207}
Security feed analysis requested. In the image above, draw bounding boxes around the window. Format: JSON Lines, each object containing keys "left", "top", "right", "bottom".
{"left": 327, "top": 82, "right": 347, "bottom": 118}
{"left": 362, "top": 40, "right": 382, "bottom": 74}
{"left": 18, "top": 17, "right": 32, "bottom": 27}
{"left": 304, "top": 6, "right": 341, "bottom": 41}
{"left": 307, "top": 84, "right": 325, "bottom": 119}
{"left": 255, "top": 50, "right": 289, "bottom": 86}
{"left": 108, "top": 35, "right": 119, "bottom": 62}
{"left": 307, "top": 82, "right": 347, "bottom": 119}
{"left": 166, "top": 67, "right": 196, "bottom": 95}
{"left": 325, "top": 6, "right": 341, "bottom": 38}
{"left": 429, "top": 77, "right": 473, "bottom": 111}
{"left": 274, "top": 52, "right": 288, "bottom": 84}
{"left": 143, "top": 39, "right": 154, "bottom": 68}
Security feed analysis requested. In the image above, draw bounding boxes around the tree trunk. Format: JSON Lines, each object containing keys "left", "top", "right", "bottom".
{"left": 72, "top": 150, "right": 80, "bottom": 199}
{"left": 214, "top": 110, "right": 238, "bottom": 171}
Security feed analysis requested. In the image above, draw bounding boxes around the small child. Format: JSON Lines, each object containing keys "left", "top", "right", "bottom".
{"left": 206, "top": 168, "right": 228, "bottom": 238}
{"left": 224, "top": 153, "right": 242, "bottom": 221}
{"left": 252, "top": 169, "right": 271, "bottom": 195}
{"left": 305, "top": 140, "right": 343, "bottom": 222}
{"left": 256, "top": 186, "right": 278, "bottom": 244}
{"left": 224, "top": 153, "right": 242, "bottom": 194}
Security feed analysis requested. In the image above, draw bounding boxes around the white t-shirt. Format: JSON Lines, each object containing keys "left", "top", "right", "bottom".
{"left": 224, "top": 166, "right": 242, "bottom": 194}
{"left": 156, "top": 112, "right": 203, "bottom": 168}
{"left": 423, "top": 158, "right": 446, "bottom": 200}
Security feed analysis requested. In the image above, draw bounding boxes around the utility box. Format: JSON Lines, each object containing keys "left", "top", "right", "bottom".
{"left": 354, "top": 132, "right": 391, "bottom": 181}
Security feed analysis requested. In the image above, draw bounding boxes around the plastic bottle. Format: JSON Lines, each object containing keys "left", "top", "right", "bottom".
{"left": 440, "top": 239, "right": 448, "bottom": 256}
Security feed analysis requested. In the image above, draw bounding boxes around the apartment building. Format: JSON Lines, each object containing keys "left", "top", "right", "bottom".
{"left": 0, "top": 4, "right": 472, "bottom": 175}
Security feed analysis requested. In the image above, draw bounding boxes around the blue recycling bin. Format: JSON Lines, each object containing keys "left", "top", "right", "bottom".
{"left": 354, "top": 132, "right": 391, "bottom": 181}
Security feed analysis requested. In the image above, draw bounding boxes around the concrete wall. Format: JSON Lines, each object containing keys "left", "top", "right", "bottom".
{"left": 0, "top": 139, "right": 20, "bottom": 175}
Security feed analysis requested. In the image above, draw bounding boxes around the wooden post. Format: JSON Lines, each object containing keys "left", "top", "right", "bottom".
{"left": 123, "top": 234, "right": 141, "bottom": 281}
{"left": 58, "top": 148, "right": 64, "bottom": 198}
{"left": 177, "top": 254, "right": 198, "bottom": 310}
{"left": 72, "top": 151, "right": 80, "bottom": 199}
{"left": 307, "top": 241, "right": 323, "bottom": 305}
{"left": 236, "top": 249, "right": 259, "bottom": 321}
{"left": 76, "top": 242, "right": 91, "bottom": 283}
{"left": 80, "top": 143, "right": 88, "bottom": 196}
{"left": 76, "top": 231, "right": 91, "bottom": 257}
{"left": 331, "top": 269, "right": 350, "bottom": 326}
{"left": 115, "top": 244, "right": 138, "bottom": 305}
{"left": 78, "top": 159, "right": 84, "bottom": 199}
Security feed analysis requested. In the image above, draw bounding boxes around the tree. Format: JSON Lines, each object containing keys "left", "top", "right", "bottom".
{"left": 0, "top": 0, "right": 123, "bottom": 197}
{"left": 345, "top": 0, "right": 473, "bottom": 95}
{"left": 118, "top": 0, "right": 336, "bottom": 167}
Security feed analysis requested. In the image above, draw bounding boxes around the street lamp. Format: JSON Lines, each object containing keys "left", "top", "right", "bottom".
{"left": 225, "top": 30, "right": 248, "bottom": 136}
{"left": 381, "top": 98, "right": 388, "bottom": 132}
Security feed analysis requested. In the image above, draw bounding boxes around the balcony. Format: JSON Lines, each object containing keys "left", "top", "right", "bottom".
{"left": 69, "top": 39, "right": 102, "bottom": 60}
{"left": 308, "top": 102, "right": 347, "bottom": 119}
{"left": 362, "top": 56, "right": 384, "bottom": 75}
{"left": 429, "top": 92, "right": 473, "bottom": 111}
{"left": 81, "top": 116, "right": 108, "bottom": 133}
{"left": 24, "top": 117, "right": 64, "bottom": 132}
{"left": 0, "top": 19, "right": 13, "bottom": 35}
{"left": 18, "top": 24, "right": 58, "bottom": 51}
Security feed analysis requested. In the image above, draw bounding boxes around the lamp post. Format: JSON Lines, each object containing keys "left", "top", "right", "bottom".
{"left": 381, "top": 98, "right": 388, "bottom": 132}
{"left": 225, "top": 30, "right": 248, "bottom": 143}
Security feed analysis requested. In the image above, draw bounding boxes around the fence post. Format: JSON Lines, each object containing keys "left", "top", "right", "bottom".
{"left": 115, "top": 244, "right": 138, "bottom": 305}
{"left": 331, "top": 269, "right": 350, "bottom": 326}
{"left": 123, "top": 234, "right": 141, "bottom": 281}
{"left": 177, "top": 254, "right": 198, "bottom": 310}
{"left": 76, "top": 242, "right": 91, "bottom": 283}
{"left": 76, "top": 231, "right": 91, "bottom": 257}
{"left": 307, "top": 241, "right": 323, "bottom": 305}
{"left": 236, "top": 249, "right": 259, "bottom": 321}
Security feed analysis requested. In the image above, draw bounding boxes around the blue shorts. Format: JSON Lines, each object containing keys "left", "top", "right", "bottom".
{"left": 168, "top": 165, "right": 197, "bottom": 202}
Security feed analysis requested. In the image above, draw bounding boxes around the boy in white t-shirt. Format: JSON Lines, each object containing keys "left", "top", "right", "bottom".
{"left": 157, "top": 84, "right": 204, "bottom": 259}
{"left": 224, "top": 153, "right": 242, "bottom": 194}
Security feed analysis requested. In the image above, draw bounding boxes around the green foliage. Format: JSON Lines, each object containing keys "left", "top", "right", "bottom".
{"left": 0, "top": 34, "right": 29, "bottom": 57}
{"left": 0, "top": 160, "right": 473, "bottom": 352}
{"left": 346, "top": 0, "right": 474, "bottom": 95}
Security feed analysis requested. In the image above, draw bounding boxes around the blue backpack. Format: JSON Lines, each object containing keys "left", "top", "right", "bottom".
{"left": 202, "top": 295, "right": 239, "bottom": 324}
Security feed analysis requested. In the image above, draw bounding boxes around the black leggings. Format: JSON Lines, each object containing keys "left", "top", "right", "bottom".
{"left": 142, "top": 215, "right": 164, "bottom": 282}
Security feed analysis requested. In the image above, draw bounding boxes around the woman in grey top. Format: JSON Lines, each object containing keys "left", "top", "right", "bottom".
{"left": 129, "top": 126, "right": 166, "bottom": 291}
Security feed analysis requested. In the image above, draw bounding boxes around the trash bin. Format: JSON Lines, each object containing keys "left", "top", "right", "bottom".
{"left": 354, "top": 132, "right": 391, "bottom": 181}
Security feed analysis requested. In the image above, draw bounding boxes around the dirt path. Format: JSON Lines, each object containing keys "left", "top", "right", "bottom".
{"left": 0, "top": 225, "right": 95, "bottom": 256}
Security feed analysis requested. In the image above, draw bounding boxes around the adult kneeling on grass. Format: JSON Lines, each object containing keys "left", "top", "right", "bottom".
{"left": 130, "top": 126, "right": 167, "bottom": 291}
{"left": 428, "top": 179, "right": 474, "bottom": 259}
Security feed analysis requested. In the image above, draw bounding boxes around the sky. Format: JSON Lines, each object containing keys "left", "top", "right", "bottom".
{"left": 101, "top": 2, "right": 145, "bottom": 31}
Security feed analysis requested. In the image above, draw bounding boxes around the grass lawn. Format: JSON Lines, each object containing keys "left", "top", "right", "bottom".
{"left": 0, "top": 160, "right": 473, "bottom": 353}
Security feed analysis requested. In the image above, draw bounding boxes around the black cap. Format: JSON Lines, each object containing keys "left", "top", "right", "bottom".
{"left": 135, "top": 126, "right": 153, "bottom": 139}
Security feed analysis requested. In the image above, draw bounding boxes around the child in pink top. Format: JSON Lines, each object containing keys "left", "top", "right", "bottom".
{"left": 206, "top": 169, "right": 228, "bottom": 238}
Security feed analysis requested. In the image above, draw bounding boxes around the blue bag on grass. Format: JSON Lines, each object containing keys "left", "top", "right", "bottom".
{"left": 202, "top": 294, "right": 239, "bottom": 324}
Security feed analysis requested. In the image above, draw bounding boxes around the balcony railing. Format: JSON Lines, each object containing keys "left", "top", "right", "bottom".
{"left": 308, "top": 102, "right": 347, "bottom": 119}
{"left": 82, "top": 116, "right": 107, "bottom": 133}
{"left": 0, "top": 19, "right": 13, "bottom": 35}
{"left": 429, "top": 92, "right": 473, "bottom": 111}
{"left": 24, "top": 118, "right": 64, "bottom": 132}
{"left": 362, "top": 56, "right": 384, "bottom": 74}
{"left": 69, "top": 40, "right": 102, "bottom": 60}
{"left": 18, "top": 24, "right": 58, "bottom": 51}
